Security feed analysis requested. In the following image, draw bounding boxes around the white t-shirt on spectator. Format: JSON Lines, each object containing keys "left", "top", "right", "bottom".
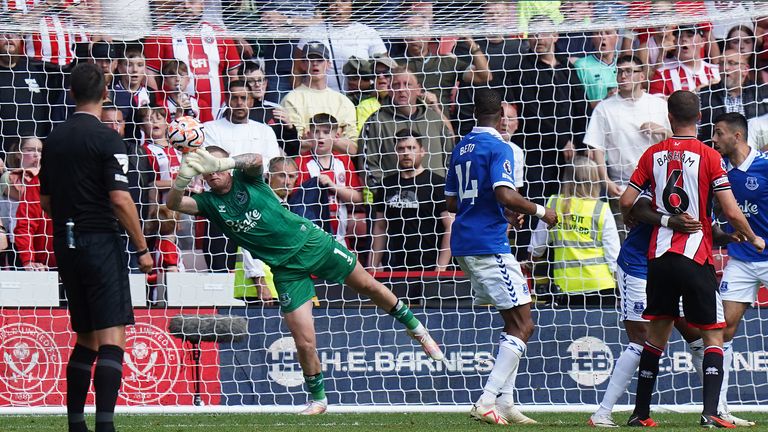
{"left": 583, "top": 91, "right": 670, "bottom": 186}
{"left": 748, "top": 114, "right": 768, "bottom": 151}
{"left": 298, "top": 22, "right": 387, "bottom": 92}
{"left": 505, "top": 140, "right": 525, "bottom": 189}
{"left": 203, "top": 117, "right": 282, "bottom": 165}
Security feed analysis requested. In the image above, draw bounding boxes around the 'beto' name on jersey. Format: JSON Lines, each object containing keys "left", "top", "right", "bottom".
{"left": 724, "top": 148, "right": 768, "bottom": 262}
{"left": 445, "top": 127, "right": 517, "bottom": 256}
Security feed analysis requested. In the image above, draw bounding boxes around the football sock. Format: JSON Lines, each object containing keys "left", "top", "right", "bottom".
{"left": 94, "top": 345, "right": 124, "bottom": 432}
{"left": 702, "top": 346, "right": 724, "bottom": 416}
{"left": 67, "top": 344, "right": 98, "bottom": 432}
{"left": 596, "top": 342, "right": 643, "bottom": 417}
{"left": 632, "top": 341, "right": 663, "bottom": 420}
{"left": 389, "top": 300, "right": 420, "bottom": 331}
{"left": 480, "top": 333, "right": 525, "bottom": 406}
{"left": 304, "top": 372, "right": 326, "bottom": 401}
{"left": 718, "top": 341, "right": 733, "bottom": 414}
{"left": 689, "top": 338, "right": 705, "bottom": 380}
{"left": 496, "top": 333, "right": 527, "bottom": 407}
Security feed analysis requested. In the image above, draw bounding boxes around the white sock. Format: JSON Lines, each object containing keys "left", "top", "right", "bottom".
{"left": 718, "top": 341, "right": 733, "bottom": 415}
{"left": 497, "top": 333, "right": 527, "bottom": 407}
{"left": 595, "top": 342, "right": 643, "bottom": 417}
{"left": 479, "top": 332, "right": 526, "bottom": 406}
{"left": 689, "top": 338, "right": 705, "bottom": 382}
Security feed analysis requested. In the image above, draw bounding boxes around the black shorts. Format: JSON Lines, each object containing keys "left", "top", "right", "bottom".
{"left": 55, "top": 232, "right": 134, "bottom": 333}
{"left": 645, "top": 252, "right": 725, "bottom": 329}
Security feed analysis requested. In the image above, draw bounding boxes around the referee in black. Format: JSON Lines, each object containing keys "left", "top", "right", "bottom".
{"left": 40, "top": 63, "right": 152, "bottom": 432}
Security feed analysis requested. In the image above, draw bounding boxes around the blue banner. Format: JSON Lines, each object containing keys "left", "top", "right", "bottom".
{"left": 217, "top": 307, "right": 768, "bottom": 406}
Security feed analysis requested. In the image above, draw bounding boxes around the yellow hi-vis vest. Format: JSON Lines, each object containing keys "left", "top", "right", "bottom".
{"left": 233, "top": 248, "right": 278, "bottom": 300}
{"left": 546, "top": 195, "right": 615, "bottom": 293}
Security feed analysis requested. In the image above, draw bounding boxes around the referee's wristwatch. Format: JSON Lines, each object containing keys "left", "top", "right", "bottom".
{"left": 136, "top": 248, "right": 150, "bottom": 257}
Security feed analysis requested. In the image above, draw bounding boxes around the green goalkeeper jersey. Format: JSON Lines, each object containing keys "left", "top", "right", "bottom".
{"left": 192, "top": 170, "right": 314, "bottom": 267}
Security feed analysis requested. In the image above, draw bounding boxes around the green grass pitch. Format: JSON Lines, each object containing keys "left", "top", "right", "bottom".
{"left": 2, "top": 412, "right": 766, "bottom": 431}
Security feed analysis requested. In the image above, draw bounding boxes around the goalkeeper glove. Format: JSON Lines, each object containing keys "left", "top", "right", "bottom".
{"left": 173, "top": 155, "right": 200, "bottom": 191}
{"left": 187, "top": 148, "right": 236, "bottom": 174}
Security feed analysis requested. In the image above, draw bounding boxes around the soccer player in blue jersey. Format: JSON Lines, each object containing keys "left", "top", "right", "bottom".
{"left": 710, "top": 112, "right": 768, "bottom": 426}
{"left": 445, "top": 88, "right": 557, "bottom": 425}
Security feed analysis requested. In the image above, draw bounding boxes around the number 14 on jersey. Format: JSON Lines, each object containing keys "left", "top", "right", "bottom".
{"left": 455, "top": 161, "right": 478, "bottom": 205}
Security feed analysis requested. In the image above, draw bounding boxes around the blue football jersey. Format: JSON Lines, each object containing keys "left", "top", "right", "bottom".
{"left": 618, "top": 223, "right": 652, "bottom": 279}
{"left": 445, "top": 127, "right": 517, "bottom": 256}
{"left": 724, "top": 149, "right": 768, "bottom": 262}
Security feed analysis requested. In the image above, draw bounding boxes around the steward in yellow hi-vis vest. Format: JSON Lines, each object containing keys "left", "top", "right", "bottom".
{"left": 529, "top": 157, "right": 620, "bottom": 294}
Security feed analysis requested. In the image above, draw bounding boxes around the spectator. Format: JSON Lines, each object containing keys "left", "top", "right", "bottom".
{"left": 12, "top": 137, "right": 55, "bottom": 271}
{"left": 399, "top": 35, "right": 491, "bottom": 112}
{"left": 583, "top": 55, "right": 670, "bottom": 235}
{"left": 528, "top": 156, "right": 619, "bottom": 306}
{"left": 0, "top": 31, "right": 50, "bottom": 155}
{"left": 649, "top": 24, "right": 720, "bottom": 96}
{"left": 295, "top": 0, "right": 387, "bottom": 92}
{"left": 724, "top": 25, "right": 756, "bottom": 57}
{"left": 361, "top": 66, "right": 455, "bottom": 189}
{"left": 268, "top": 156, "right": 300, "bottom": 205}
{"left": 575, "top": 29, "right": 619, "bottom": 106}
{"left": 282, "top": 41, "right": 358, "bottom": 154}
{"left": 294, "top": 113, "right": 363, "bottom": 246}
{"left": 622, "top": 25, "right": 676, "bottom": 73}
{"left": 90, "top": 41, "right": 119, "bottom": 102}
{"left": 243, "top": 61, "right": 299, "bottom": 156}
{"left": 555, "top": 0, "right": 596, "bottom": 60}
{"left": 146, "top": 205, "right": 182, "bottom": 303}
{"left": 156, "top": 59, "right": 200, "bottom": 122}
{"left": 22, "top": 0, "right": 92, "bottom": 68}
{"left": 144, "top": 0, "right": 241, "bottom": 122}
{"left": 112, "top": 46, "right": 152, "bottom": 140}
{"left": 369, "top": 129, "right": 452, "bottom": 272}
{"left": 497, "top": 102, "right": 525, "bottom": 190}
{"left": 204, "top": 80, "right": 282, "bottom": 165}
{"left": 700, "top": 49, "right": 768, "bottom": 146}
{"left": 453, "top": 0, "right": 526, "bottom": 136}
{"left": 142, "top": 105, "right": 181, "bottom": 207}
{"left": 509, "top": 19, "right": 589, "bottom": 204}
{"left": 355, "top": 53, "right": 398, "bottom": 136}
{"left": 343, "top": 56, "right": 374, "bottom": 106}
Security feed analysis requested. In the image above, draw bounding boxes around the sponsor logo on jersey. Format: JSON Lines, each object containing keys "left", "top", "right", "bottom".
{"left": 122, "top": 323, "right": 182, "bottom": 404}
{"left": 0, "top": 323, "right": 61, "bottom": 405}
{"left": 738, "top": 199, "right": 759, "bottom": 218}
{"left": 224, "top": 208, "right": 262, "bottom": 232}
{"left": 746, "top": 176, "right": 759, "bottom": 191}
{"left": 567, "top": 336, "right": 614, "bottom": 386}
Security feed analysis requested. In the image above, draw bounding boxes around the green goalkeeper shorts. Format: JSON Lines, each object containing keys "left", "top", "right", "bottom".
{"left": 271, "top": 228, "right": 356, "bottom": 313}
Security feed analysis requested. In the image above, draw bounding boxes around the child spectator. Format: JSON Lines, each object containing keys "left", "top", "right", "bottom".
{"left": 293, "top": 113, "right": 363, "bottom": 247}
{"left": 147, "top": 205, "right": 183, "bottom": 302}
{"left": 528, "top": 156, "right": 620, "bottom": 306}
{"left": 11, "top": 137, "right": 54, "bottom": 271}
{"left": 113, "top": 46, "right": 152, "bottom": 140}
{"left": 141, "top": 105, "right": 181, "bottom": 206}
{"left": 157, "top": 59, "right": 201, "bottom": 122}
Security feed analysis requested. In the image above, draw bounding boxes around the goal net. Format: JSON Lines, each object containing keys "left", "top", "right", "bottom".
{"left": 1, "top": 0, "right": 768, "bottom": 413}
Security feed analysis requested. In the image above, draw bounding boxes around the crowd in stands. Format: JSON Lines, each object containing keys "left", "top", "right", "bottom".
{"left": 1, "top": 0, "right": 767, "bottom": 304}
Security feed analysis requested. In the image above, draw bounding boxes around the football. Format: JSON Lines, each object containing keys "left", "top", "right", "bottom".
{"left": 168, "top": 116, "right": 205, "bottom": 153}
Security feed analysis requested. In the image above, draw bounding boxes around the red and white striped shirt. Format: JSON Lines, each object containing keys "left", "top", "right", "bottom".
{"left": 649, "top": 60, "right": 720, "bottom": 96}
{"left": 144, "top": 141, "right": 181, "bottom": 203}
{"left": 144, "top": 23, "right": 241, "bottom": 122}
{"left": 629, "top": 136, "right": 731, "bottom": 264}
{"left": 295, "top": 153, "right": 362, "bottom": 244}
{"left": 24, "top": 13, "right": 88, "bottom": 66}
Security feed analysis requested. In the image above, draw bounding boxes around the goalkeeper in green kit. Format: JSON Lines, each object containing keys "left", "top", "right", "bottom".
{"left": 167, "top": 147, "right": 444, "bottom": 415}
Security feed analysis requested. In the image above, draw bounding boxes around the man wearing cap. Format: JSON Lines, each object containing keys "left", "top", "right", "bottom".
{"left": 354, "top": 54, "right": 398, "bottom": 137}
{"left": 91, "top": 42, "right": 118, "bottom": 99}
{"left": 281, "top": 41, "right": 358, "bottom": 154}
{"left": 342, "top": 56, "right": 374, "bottom": 106}
{"left": 649, "top": 24, "right": 720, "bottom": 96}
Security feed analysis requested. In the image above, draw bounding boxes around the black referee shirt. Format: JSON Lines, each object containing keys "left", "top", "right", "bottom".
{"left": 40, "top": 112, "right": 130, "bottom": 236}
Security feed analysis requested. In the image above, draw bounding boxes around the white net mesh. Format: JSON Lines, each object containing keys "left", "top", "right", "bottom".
{"left": 0, "top": 0, "right": 767, "bottom": 413}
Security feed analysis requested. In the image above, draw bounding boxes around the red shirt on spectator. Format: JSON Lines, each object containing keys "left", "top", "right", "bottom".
{"left": 143, "top": 140, "right": 181, "bottom": 203}
{"left": 24, "top": 12, "right": 87, "bottom": 66}
{"left": 649, "top": 60, "right": 720, "bottom": 96}
{"left": 144, "top": 23, "right": 241, "bottom": 122}
{"left": 13, "top": 173, "right": 55, "bottom": 268}
{"left": 294, "top": 152, "right": 361, "bottom": 243}
{"left": 628, "top": 136, "right": 730, "bottom": 265}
